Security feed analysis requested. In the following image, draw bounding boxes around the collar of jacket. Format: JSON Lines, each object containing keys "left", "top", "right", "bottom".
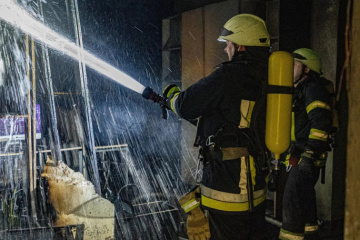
{"left": 294, "top": 74, "right": 320, "bottom": 100}
{"left": 215, "top": 55, "right": 248, "bottom": 69}
{"left": 295, "top": 74, "right": 317, "bottom": 90}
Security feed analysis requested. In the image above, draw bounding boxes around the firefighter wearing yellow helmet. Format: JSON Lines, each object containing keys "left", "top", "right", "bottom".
{"left": 293, "top": 48, "right": 322, "bottom": 74}
{"left": 162, "top": 14, "right": 271, "bottom": 239}
{"left": 279, "top": 48, "right": 333, "bottom": 240}
{"left": 218, "top": 13, "right": 270, "bottom": 47}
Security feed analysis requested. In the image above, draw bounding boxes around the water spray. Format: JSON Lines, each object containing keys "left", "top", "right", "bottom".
{"left": 0, "top": 0, "right": 147, "bottom": 94}
{"left": 0, "top": 0, "right": 169, "bottom": 119}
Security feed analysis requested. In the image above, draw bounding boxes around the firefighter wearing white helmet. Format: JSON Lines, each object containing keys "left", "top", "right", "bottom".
{"left": 163, "top": 14, "right": 271, "bottom": 239}
{"left": 279, "top": 48, "right": 333, "bottom": 240}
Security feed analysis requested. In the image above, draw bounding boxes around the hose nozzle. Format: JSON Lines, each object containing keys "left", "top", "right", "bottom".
{"left": 142, "top": 86, "right": 164, "bottom": 104}
{"left": 142, "top": 86, "right": 168, "bottom": 119}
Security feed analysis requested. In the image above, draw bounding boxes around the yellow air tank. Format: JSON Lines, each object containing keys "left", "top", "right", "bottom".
{"left": 265, "top": 51, "right": 294, "bottom": 160}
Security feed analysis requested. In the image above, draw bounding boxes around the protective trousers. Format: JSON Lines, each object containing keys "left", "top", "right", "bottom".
{"left": 208, "top": 203, "right": 267, "bottom": 240}
{"left": 280, "top": 159, "right": 320, "bottom": 240}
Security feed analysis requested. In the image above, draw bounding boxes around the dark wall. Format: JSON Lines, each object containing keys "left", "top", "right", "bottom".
{"left": 174, "top": 0, "right": 226, "bottom": 14}
{"left": 331, "top": 0, "right": 348, "bottom": 222}
{"left": 279, "top": 0, "right": 311, "bottom": 51}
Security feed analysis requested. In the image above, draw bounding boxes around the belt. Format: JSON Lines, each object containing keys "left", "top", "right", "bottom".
{"left": 222, "top": 147, "right": 249, "bottom": 160}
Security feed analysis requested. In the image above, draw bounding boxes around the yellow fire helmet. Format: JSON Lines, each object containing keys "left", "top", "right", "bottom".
{"left": 293, "top": 48, "right": 322, "bottom": 74}
{"left": 218, "top": 14, "right": 270, "bottom": 47}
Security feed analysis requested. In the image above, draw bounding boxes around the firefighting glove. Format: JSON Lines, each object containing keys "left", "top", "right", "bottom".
{"left": 162, "top": 84, "right": 181, "bottom": 111}
{"left": 163, "top": 84, "right": 181, "bottom": 99}
{"left": 179, "top": 186, "right": 211, "bottom": 240}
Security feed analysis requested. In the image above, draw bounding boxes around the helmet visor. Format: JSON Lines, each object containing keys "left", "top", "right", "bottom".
{"left": 292, "top": 53, "right": 307, "bottom": 60}
{"left": 218, "top": 27, "right": 233, "bottom": 42}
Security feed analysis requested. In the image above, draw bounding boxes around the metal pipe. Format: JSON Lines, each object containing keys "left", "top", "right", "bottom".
{"left": 26, "top": 35, "right": 33, "bottom": 192}
{"left": 82, "top": 144, "right": 86, "bottom": 178}
{"left": 26, "top": 34, "right": 37, "bottom": 220}
{"left": 78, "top": 147, "right": 83, "bottom": 176}
{"left": 0, "top": 152, "right": 24, "bottom": 157}
{"left": 26, "top": 34, "right": 34, "bottom": 214}
{"left": 132, "top": 201, "right": 165, "bottom": 207}
{"left": 70, "top": 0, "right": 101, "bottom": 196}
{"left": 0, "top": 144, "right": 128, "bottom": 157}
{"left": 135, "top": 209, "right": 179, "bottom": 218}
{"left": 265, "top": 215, "right": 282, "bottom": 228}
{"left": 95, "top": 144, "right": 128, "bottom": 150}
{"left": 37, "top": 146, "right": 82, "bottom": 153}
{"left": 0, "top": 115, "right": 28, "bottom": 118}
{"left": 31, "top": 37, "right": 37, "bottom": 191}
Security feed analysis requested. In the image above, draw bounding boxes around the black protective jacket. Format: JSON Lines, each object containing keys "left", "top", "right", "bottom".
{"left": 173, "top": 52, "right": 267, "bottom": 147}
{"left": 291, "top": 74, "right": 332, "bottom": 155}
{"left": 170, "top": 50, "right": 270, "bottom": 214}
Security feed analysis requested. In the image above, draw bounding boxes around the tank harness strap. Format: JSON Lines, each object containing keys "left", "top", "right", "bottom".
{"left": 239, "top": 100, "right": 255, "bottom": 129}
{"left": 267, "top": 85, "right": 294, "bottom": 94}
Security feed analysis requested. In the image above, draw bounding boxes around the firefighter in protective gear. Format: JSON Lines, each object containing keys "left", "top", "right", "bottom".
{"left": 164, "top": 14, "right": 270, "bottom": 239}
{"left": 279, "top": 48, "right": 333, "bottom": 240}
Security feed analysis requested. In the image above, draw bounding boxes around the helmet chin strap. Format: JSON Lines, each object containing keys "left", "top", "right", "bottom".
{"left": 294, "top": 66, "right": 308, "bottom": 85}
{"left": 231, "top": 44, "right": 245, "bottom": 60}
{"left": 294, "top": 75, "right": 303, "bottom": 85}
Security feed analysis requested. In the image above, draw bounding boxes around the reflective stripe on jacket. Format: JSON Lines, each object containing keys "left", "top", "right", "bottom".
{"left": 200, "top": 154, "right": 267, "bottom": 213}
{"left": 201, "top": 184, "right": 266, "bottom": 212}
{"left": 279, "top": 229, "right": 304, "bottom": 240}
{"left": 291, "top": 75, "right": 332, "bottom": 154}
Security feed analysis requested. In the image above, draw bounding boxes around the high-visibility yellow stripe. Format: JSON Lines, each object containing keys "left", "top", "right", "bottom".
{"left": 239, "top": 156, "right": 257, "bottom": 194}
{"left": 309, "top": 128, "right": 328, "bottom": 142}
{"left": 201, "top": 192, "right": 265, "bottom": 212}
{"left": 163, "top": 85, "right": 180, "bottom": 98}
{"left": 291, "top": 111, "right": 296, "bottom": 141}
{"left": 239, "top": 100, "right": 256, "bottom": 128}
{"left": 181, "top": 199, "right": 200, "bottom": 213}
{"left": 279, "top": 229, "right": 304, "bottom": 240}
{"left": 239, "top": 156, "right": 248, "bottom": 194}
{"left": 305, "top": 224, "right": 319, "bottom": 233}
{"left": 306, "top": 100, "right": 331, "bottom": 113}
{"left": 250, "top": 155, "right": 256, "bottom": 187}
{"left": 247, "top": 101, "right": 255, "bottom": 124}
{"left": 170, "top": 92, "right": 180, "bottom": 115}
{"left": 239, "top": 100, "right": 250, "bottom": 128}
{"left": 201, "top": 185, "right": 265, "bottom": 203}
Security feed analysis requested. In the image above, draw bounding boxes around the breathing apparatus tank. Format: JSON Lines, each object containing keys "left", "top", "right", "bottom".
{"left": 265, "top": 51, "right": 293, "bottom": 191}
